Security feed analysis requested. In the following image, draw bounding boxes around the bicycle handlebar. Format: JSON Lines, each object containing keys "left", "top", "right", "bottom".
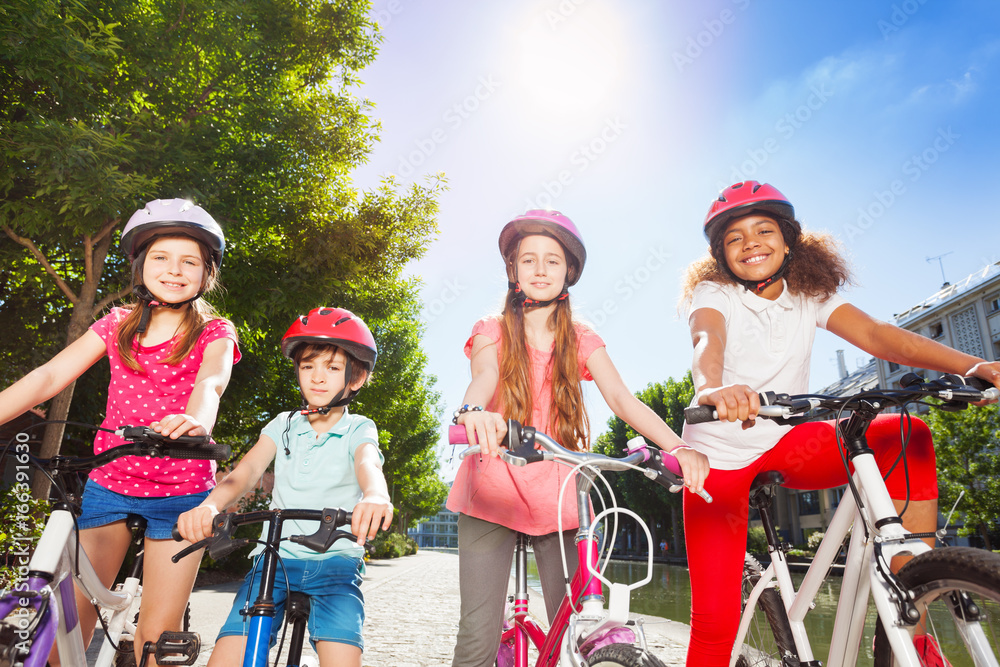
{"left": 170, "top": 507, "right": 356, "bottom": 563}
{"left": 449, "top": 419, "right": 712, "bottom": 503}
{"left": 683, "top": 374, "right": 999, "bottom": 425}
{"left": 28, "top": 425, "right": 231, "bottom": 474}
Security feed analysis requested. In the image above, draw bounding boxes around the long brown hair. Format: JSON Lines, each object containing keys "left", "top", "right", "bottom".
{"left": 498, "top": 243, "right": 590, "bottom": 451}
{"left": 680, "top": 217, "right": 853, "bottom": 308}
{"left": 116, "top": 234, "right": 231, "bottom": 372}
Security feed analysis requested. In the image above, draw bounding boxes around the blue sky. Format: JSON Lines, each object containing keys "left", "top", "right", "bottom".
{"left": 349, "top": 0, "right": 1000, "bottom": 479}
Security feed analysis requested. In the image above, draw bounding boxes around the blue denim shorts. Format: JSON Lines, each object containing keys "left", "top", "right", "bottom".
{"left": 218, "top": 554, "right": 365, "bottom": 650}
{"left": 77, "top": 479, "right": 210, "bottom": 539}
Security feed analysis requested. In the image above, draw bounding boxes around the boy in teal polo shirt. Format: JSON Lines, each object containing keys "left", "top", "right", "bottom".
{"left": 177, "top": 307, "right": 392, "bottom": 667}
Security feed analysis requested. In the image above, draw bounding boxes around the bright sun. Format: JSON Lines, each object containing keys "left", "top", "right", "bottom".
{"left": 509, "top": 5, "right": 629, "bottom": 122}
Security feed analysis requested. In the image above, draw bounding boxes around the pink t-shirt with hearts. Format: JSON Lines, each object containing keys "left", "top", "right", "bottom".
{"left": 87, "top": 307, "right": 241, "bottom": 497}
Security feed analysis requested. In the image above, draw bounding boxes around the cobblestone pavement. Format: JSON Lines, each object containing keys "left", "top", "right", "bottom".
{"left": 90, "top": 550, "right": 689, "bottom": 666}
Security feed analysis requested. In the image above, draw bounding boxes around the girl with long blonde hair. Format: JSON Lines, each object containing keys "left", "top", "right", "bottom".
{"left": 448, "top": 210, "right": 708, "bottom": 667}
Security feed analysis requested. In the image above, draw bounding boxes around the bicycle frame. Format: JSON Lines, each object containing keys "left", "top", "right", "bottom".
{"left": 500, "top": 460, "right": 654, "bottom": 667}
{"left": 0, "top": 507, "right": 136, "bottom": 667}
{"left": 733, "top": 450, "right": 932, "bottom": 667}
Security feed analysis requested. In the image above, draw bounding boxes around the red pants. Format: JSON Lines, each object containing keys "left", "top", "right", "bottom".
{"left": 682, "top": 415, "right": 937, "bottom": 666}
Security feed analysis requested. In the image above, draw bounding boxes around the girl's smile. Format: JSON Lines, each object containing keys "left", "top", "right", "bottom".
{"left": 142, "top": 237, "right": 207, "bottom": 303}
{"left": 722, "top": 214, "right": 789, "bottom": 289}
{"left": 516, "top": 234, "right": 568, "bottom": 302}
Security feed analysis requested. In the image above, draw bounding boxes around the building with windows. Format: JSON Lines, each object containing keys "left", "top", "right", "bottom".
{"left": 877, "top": 262, "right": 1000, "bottom": 387}
{"left": 408, "top": 489, "right": 459, "bottom": 549}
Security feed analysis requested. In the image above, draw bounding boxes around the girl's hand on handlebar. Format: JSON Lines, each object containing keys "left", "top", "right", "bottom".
{"left": 697, "top": 385, "right": 760, "bottom": 427}
{"left": 457, "top": 409, "right": 507, "bottom": 458}
{"left": 673, "top": 447, "right": 710, "bottom": 495}
{"left": 969, "top": 361, "right": 1000, "bottom": 400}
{"left": 352, "top": 496, "right": 393, "bottom": 546}
{"left": 176, "top": 503, "right": 219, "bottom": 543}
{"left": 152, "top": 413, "right": 208, "bottom": 438}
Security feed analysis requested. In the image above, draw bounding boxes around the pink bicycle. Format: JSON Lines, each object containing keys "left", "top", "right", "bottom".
{"left": 450, "top": 419, "right": 711, "bottom": 667}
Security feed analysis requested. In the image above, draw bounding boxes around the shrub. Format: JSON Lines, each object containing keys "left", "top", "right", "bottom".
{"left": 0, "top": 484, "right": 50, "bottom": 591}
{"left": 747, "top": 526, "right": 769, "bottom": 555}
{"left": 368, "top": 531, "right": 418, "bottom": 559}
{"left": 807, "top": 531, "right": 825, "bottom": 550}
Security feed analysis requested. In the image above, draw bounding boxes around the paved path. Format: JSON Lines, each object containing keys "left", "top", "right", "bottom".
{"left": 93, "top": 550, "right": 690, "bottom": 666}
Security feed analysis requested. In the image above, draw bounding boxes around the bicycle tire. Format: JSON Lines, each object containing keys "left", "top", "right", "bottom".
{"left": 734, "top": 553, "right": 797, "bottom": 667}
{"left": 113, "top": 603, "right": 191, "bottom": 667}
{"left": 586, "top": 642, "right": 667, "bottom": 666}
{"left": 872, "top": 547, "right": 1000, "bottom": 667}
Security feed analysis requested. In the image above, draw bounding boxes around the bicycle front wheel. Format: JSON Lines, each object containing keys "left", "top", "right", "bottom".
{"left": 734, "top": 553, "right": 796, "bottom": 667}
{"left": 586, "top": 643, "right": 667, "bottom": 666}
{"left": 873, "top": 547, "right": 1000, "bottom": 667}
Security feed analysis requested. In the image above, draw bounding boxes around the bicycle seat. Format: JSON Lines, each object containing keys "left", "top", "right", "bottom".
{"left": 126, "top": 514, "right": 148, "bottom": 532}
{"left": 749, "top": 471, "right": 785, "bottom": 495}
{"left": 286, "top": 591, "right": 311, "bottom": 622}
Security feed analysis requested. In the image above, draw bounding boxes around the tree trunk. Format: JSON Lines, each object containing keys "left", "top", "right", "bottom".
{"left": 979, "top": 522, "right": 993, "bottom": 551}
{"left": 30, "top": 230, "right": 116, "bottom": 500}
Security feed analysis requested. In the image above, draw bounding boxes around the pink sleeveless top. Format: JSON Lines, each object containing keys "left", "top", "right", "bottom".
{"left": 446, "top": 317, "right": 605, "bottom": 535}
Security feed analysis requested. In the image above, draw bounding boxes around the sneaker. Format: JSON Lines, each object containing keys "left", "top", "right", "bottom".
{"left": 914, "top": 634, "right": 952, "bottom": 667}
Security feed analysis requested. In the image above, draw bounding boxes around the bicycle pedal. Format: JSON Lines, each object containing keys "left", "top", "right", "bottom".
{"left": 152, "top": 631, "right": 201, "bottom": 665}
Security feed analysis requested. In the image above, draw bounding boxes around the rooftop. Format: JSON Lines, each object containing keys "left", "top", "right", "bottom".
{"left": 815, "top": 358, "right": 879, "bottom": 396}
{"left": 894, "top": 262, "right": 1000, "bottom": 326}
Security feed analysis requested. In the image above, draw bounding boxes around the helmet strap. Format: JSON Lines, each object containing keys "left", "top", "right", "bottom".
{"left": 295, "top": 356, "right": 359, "bottom": 417}
{"left": 509, "top": 281, "right": 569, "bottom": 308}
{"left": 132, "top": 284, "right": 201, "bottom": 334}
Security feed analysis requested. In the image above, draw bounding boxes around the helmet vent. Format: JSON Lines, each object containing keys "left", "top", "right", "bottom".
{"left": 318, "top": 308, "right": 333, "bottom": 316}
{"left": 752, "top": 183, "right": 762, "bottom": 193}
{"left": 300, "top": 316, "right": 309, "bottom": 325}
{"left": 333, "top": 316, "right": 351, "bottom": 326}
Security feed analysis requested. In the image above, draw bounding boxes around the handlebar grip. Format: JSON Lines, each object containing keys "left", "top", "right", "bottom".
{"left": 163, "top": 441, "right": 232, "bottom": 461}
{"left": 448, "top": 425, "right": 470, "bottom": 445}
{"left": 683, "top": 405, "right": 718, "bottom": 424}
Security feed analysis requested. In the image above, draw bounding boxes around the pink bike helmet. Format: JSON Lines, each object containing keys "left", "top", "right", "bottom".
{"left": 281, "top": 307, "right": 378, "bottom": 373}
{"left": 498, "top": 210, "right": 587, "bottom": 286}
{"left": 121, "top": 199, "right": 226, "bottom": 268}
{"left": 703, "top": 182, "right": 797, "bottom": 241}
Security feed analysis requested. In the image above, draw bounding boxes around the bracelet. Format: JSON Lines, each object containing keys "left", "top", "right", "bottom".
{"left": 667, "top": 444, "right": 693, "bottom": 454}
{"left": 452, "top": 404, "right": 483, "bottom": 424}
{"left": 966, "top": 361, "right": 989, "bottom": 376}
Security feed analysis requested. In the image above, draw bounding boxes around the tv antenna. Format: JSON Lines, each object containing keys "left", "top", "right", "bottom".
{"left": 926, "top": 252, "right": 953, "bottom": 288}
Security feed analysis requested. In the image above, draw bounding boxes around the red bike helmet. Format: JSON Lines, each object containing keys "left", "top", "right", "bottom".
{"left": 121, "top": 199, "right": 226, "bottom": 268}
{"left": 703, "top": 182, "right": 797, "bottom": 241}
{"left": 499, "top": 210, "right": 587, "bottom": 286}
{"left": 281, "top": 307, "right": 378, "bottom": 373}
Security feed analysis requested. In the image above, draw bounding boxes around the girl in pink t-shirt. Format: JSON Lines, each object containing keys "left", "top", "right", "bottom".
{"left": 0, "top": 199, "right": 240, "bottom": 666}
{"left": 447, "top": 210, "right": 709, "bottom": 667}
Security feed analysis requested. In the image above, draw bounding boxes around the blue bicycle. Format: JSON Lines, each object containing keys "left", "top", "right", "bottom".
{"left": 171, "top": 507, "right": 357, "bottom": 667}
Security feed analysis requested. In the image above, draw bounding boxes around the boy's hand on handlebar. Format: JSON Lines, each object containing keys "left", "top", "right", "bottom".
{"left": 176, "top": 503, "right": 219, "bottom": 543}
{"left": 457, "top": 409, "right": 507, "bottom": 458}
{"left": 352, "top": 496, "right": 393, "bottom": 546}
{"left": 698, "top": 385, "right": 760, "bottom": 427}
{"left": 673, "top": 447, "right": 710, "bottom": 495}
{"left": 152, "top": 413, "right": 208, "bottom": 439}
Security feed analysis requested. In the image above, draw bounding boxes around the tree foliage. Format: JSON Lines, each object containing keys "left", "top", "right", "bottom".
{"left": 592, "top": 372, "right": 695, "bottom": 555}
{"left": 1, "top": 0, "right": 448, "bottom": 523}
{"left": 924, "top": 403, "right": 1000, "bottom": 550}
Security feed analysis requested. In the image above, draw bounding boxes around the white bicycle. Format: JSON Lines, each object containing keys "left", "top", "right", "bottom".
{"left": 0, "top": 424, "right": 230, "bottom": 667}
{"left": 684, "top": 373, "right": 1000, "bottom": 667}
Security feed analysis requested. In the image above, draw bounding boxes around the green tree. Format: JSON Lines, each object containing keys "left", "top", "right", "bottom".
{"left": 924, "top": 403, "right": 1000, "bottom": 550}
{"left": 592, "top": 372, "right": 695, "bottom": 556}
{"left": 1, "top": 0, "right": 445, "bottom": 506}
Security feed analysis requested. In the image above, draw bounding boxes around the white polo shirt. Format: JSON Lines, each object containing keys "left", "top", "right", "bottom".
{"left": 681, "top": 281, "right": 847, "bottom": 470}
